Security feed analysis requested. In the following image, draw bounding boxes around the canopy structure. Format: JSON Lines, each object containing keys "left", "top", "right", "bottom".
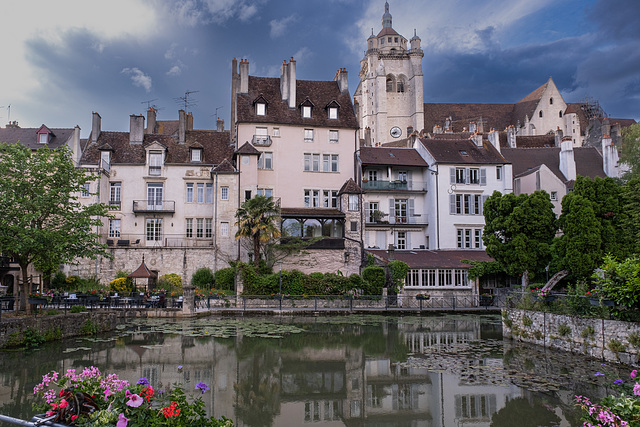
{"left": 127, "top": 255, "right": 157, "bottom": 292}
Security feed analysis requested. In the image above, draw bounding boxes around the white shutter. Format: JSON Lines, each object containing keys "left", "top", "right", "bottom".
{"left": 449, "top": 194, "right": 456, "bottom": 214}
{"left": 480, "top": 168, "right": 487, "bottom": 186}
{"left": 406, "top": 232, "right": 412, "bottom": 250}
{"left": 408, "top": 199, "right": 415, "bottom": 222}
{"left": 465, "top": 168, "right": 470, "bottom": 184}
{"left": 481, "top": 195, "right": 489, "bottom": 215}
{"left": 450, "top": 167, "right": 456, "bottom": 184}
{"left": 407, "top": 170, "right": 413, "bottom": 190}
{"left": 365, "top": 203, "right": 371, "bottom": 223}
{"left": 388, "top": 199, "right": 395, "bottom": 223}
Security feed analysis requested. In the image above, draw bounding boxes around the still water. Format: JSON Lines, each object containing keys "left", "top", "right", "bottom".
{"left": 0, "top": 314, "right": 619, "bottom": 426}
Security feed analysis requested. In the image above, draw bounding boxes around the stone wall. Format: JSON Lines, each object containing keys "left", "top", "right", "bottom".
{"left": 503, "top": 309, "right": 640, "bottom": 366}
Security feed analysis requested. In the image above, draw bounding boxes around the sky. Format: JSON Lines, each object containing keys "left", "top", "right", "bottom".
{"left": 1, "top": 0, "right": 639, "bottom": 137}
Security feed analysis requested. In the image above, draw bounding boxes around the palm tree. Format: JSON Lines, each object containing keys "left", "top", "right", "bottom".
{"left": 235, "top": 196, "right": 281, "bottom": 267}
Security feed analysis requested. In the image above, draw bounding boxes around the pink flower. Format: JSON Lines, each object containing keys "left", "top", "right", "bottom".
{"left": 116, "top": 413, "right": 128, "bottom": 427}
{"left": 104, "top": 386, "right": 114, "bottom": 402}
{"left": 125, "top": 390, "right": 143, "bottom": 408}
{"left": 634, "top": 382, "right": 640, "bottom": 396}
{"left": 631, "top": 369, "right": 638, "bottom": 379}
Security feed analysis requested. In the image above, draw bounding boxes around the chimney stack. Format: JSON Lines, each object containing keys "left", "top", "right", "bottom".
{"left": 217, "top": 118, "right": 224, "bottom": 132}
{"left": 91, "top": 112, "right": 101, "bottom": 144}
{"left": 178, "top": 110, "right": 186, "bottom": 144}
{"left": 559, "top": 137, "right": 576, "bottom": 181}
{"left": 507, "top": 125, "right": 517, "bottom": 148}
{"left": 239, "top": 59, "right": 249, "bottom": 94}
{"left": 187, "top": 112, "right": 193, "bottom": 131}
{"left": 146, "top": 108, "right": 157, "bottom": 134}
{"left": 488, "top": 129, "right": 501, "bottom": 153}
{"left": 280, "top": 60, "right": 289, "bottom": 103}
{"left": 129, "top": 115, "right": 144, "bottom": 144}
{"left": 477, "top": 117, "right": 484, "bottom": 134}
{"left": 288, "top": 57, "right": 297, "bottom": 109}
{"left": 334, "top": 68, "right": 349, "bottom": 94}
{"left": 602, "top": 135, "right": 619, "bottom": 178}
{"left": 555, "top": 127, "right": 563, "bottom": 147}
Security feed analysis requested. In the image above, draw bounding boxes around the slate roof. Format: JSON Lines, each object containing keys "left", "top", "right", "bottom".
{"left": 80, "top": 130, "right": 233, "bottom": 166}
{"left": 514, "top": 135, "right": 556, "bottom": 148}
{"left": 0, "top": 126, "right": 75, "bottom": 150}
{"left": 367, "top": 249, "right": 493, "bottom": 269}
{"left": 235, "top": 141, "right": 261, "bottom": 155}
{"left": 501, "top": 147, "right": 606, "bottom": 182}
{"left": 236, "top": 76, "right": 358, "bottom": 128}
{"left": 423, "top": 103, "right": 514, "bottom": 134}
{"left": 360, "top": 147, "right": 428, "bottom": 167}
{"left": 338, "top": 178, "right": 363, "bottom": 195}
{"left": 281, "top": 207, "right": 344, "bottom": 218}
{"left": 419, "top": 137, "right": 508, "bottom": 165}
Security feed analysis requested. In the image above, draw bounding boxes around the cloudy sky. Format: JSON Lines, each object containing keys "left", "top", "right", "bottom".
{"left": 1, "top": 0, "right": 638, "bottom": 137}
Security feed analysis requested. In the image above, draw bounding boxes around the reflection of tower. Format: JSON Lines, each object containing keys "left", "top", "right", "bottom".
{"left": 353, "top": 1, "right": 424, "bottom": 146}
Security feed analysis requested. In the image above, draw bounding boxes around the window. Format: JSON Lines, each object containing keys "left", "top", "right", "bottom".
{"left": 322, "top": 154, "right": 339, "bottom": 172}
{"left": 100, "top": 151, "right": 111, "bottom": 169}
{"left": 457, "top": 228, "right": 482, "bottom": 248}
{"left": 81, "top": 183, "right": 90, "bottom": 197}
{"left": 109, "top": 182, "right": 121, "bottom": 209}
{"left": 304, "top": 153, "right": 320, "bottom": 172}
{"left": 258, "top": 152, "right": 273, "bottom": 169}
{"left": 388, "top": 37, "right": 392, "bottom": 42}
{"left": 348, "top": 195, "right": 359, "bottom": 211}
{"left": 304, "top": 129, "right": 314, "bottom": 142}
{"left": 322, "top": 190, "right": 338, "bottom": 208}
{"left": 38, "top": 133, "right": 48, "bottom": 144}
{"left": 394, "top": 37, "right": 398, "bottom": 43}
{"left": 551, "top": 191, "right": 558, "bottom": 201}
{"left": 452, "top": 194, "right": 483, "bottom": 215}
{"left": 220, "top": 222, "right": 229, "bottom": 237}
{"left": 257, "top": 188, "right": 273, "bottom": 198}
{"left": 386, "top": 77, "right": 394, "bottom": 92}
{"left": 304, "top": 190, "right": 321, "bottom": 207}
{"left": 397, "top": 79, "right": 405, "bottom": 93}
{"left": 367, "top": 202, "right": 379, "bottom": 222}
{"left": 256, "top": 102, "right": 266, "bottom": 116}
{"left": 468, "top": 168, "right": 479, "bottom": 184}
{"left": 496, "top": 166, "right": 502, "bottom": 180}
{"left": 196, "top": 218, "right": 204, "bottom": 238}
{"left": 367, "top": 170, "right": 378, "bottom": 181}
{"left": 147, "top": 183, "right": 163, "bottom": 210}
{"left": 406, "top": 268, "right": 468, "bottom": 287}
{"left": 397, "top": 171, "right": 407, "bottom": 182}
{"left": 191, "top": 148, "right": 202, "bottom": 162}
{"left": 329, "top": 130, "right": 339, "bottom": 143}
{"left": 206, "top": 183, "right": 213, "bottom": 203}
{"left": 396, "top": 232, "right": 406, "bottom": 250}
{"left": 302, "top": 106, "right": 312, "bottom": 118}
{"left": 186, "top": 218, "right": 193, "bottom": 238}
{"left": 273, "top": 127, "right": 280, "bottom": 137}
{"left": 455, "top": 168, "right": 466, "bottom": 184}
{"left": 149, "top": 151, "right": 162, "bottom": 176}
{"left": 221, "top": 186, "right": 229, "bottom": 201}
{"left": 550, "top": 97, "right": 554, "bottom": 105}
{"left": 186, "top": 183, "right": 194, "bottom": 203}
{"left": 539, "top": 110, "right": 543, "bottom": 118}
{"left": 328, "top": 108, "right": 338, "bottom": 120}
{"left": 108, "top": 219, "right": 121, "bottom": 238}
{"left": 395, "top": 199, "right": 407, "bottom": 222}
{"left": 255, "top": 127, "right": 268, "bottom": 145}
{"left": 146, "top": 218, "right": 162, "bottom": 241}
{"left": 350, "top": 221, "right": 358, "bottom": 232}
{"left": 197, "top": 183, "right": 204, "bottom": 203}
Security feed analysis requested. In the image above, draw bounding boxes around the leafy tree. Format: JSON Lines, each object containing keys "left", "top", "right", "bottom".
{"left": 622, "top": 178, "right": 640, "bottom": 255}
{"left": 191, "top": 267, "right": 214, "bottom": 288}
{"left": 552, "top": 193, "right": 602, "bottom": 279}
{"left": 483, "top": 190, "right": 556, "bottom": 287}
{"left": 235, "top": 196, "right": 281, "bottom": 267}
{"left": 0, "top": 143, "right": 109, "bottom": 312}
{"left": 621, "top": 122, "right": 640, "bottom": 181}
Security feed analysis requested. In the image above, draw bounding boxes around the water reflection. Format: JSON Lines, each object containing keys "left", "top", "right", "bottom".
{"left": 0, "top": 315, "right": 617, "bottom": 426}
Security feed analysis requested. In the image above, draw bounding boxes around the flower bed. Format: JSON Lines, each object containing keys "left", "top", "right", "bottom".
{"left": 575, "top": 368, "right": 640, "bottom": 426}
{"left": 33, "top": 366, "right": 232, "bottom": 426}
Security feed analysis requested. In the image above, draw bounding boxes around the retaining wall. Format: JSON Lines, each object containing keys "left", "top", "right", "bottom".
{"left": 503, "top": 309, "right": 640, "bottom": 366}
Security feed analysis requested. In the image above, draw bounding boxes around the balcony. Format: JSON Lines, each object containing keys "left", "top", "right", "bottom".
{"left": 108, "top": 200, "right": 121, "bottom": 211}
{"left": 366, "top": 214, "right": 428, "bottom": 226}
{"left": 252, "top": 135, "right": 272, "bottom": 147}
{"left": 361, "top": 180, "right": 424, "bottom": 191}
{"left": 132, "top": 200, "right": 175, "bottom": 214}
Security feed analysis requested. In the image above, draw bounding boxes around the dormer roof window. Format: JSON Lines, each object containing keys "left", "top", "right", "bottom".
{"left": 326, "top": 100, "right": 340, "bottom": 120}
{"left": 38, "top": 133, "right": 48, "bottom": 144}
{"left": 253, "top": 95, "right": 268, "bottom": 116}
{"left": 36, "top": 124, "right": 53, "bottom": 144}
{"left": 191, "top": 148, "right": 203, "bottom": 162}
{"left": 300, "top": 98, "right": 314, "bottom": 119}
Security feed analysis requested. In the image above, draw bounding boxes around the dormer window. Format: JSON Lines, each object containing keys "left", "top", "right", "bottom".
{"left": 38, "top": 133, "right": 48, "bottom": 144}
{"left": 36, "top": 125, "right": 53, "bottom": 144}
{"left": 191, "top": 148, "right": 202, "bottom": 162}
{"left": 302, "top": 106, "right": 312, "bottom": 118}
{"left": 256, "top": 103, "right": 266, "bottom": 116}
{"left": 149, "top": 151, "right": 163, "bottom": 176}
{"left": 328, "top": 107, "right": 338, "bottom": 120}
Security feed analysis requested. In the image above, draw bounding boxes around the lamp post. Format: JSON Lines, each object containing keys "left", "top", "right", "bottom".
{"left": 279, "top": 262, "right": 282, "bottom": 296}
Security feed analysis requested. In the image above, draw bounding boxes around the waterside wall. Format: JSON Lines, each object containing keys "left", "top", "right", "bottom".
{"left": 503, "top": 309, "right": 640, "bottom": 366}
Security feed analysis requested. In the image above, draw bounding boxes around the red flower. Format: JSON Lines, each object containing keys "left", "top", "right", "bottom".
{"left": 162, "top": 402, "right": 180, "bottom": 418}
{"left": 71, "top": 415, "right": 78, "bottom": 421}
{"left": 58, "top": 399, "right": 68, "bottom": 409}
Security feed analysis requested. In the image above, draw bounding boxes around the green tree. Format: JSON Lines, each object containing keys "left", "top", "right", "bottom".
{"left": 235, "top": 196, "right": 281, "bottom": 267}
{"left": 552, "top": 193, "right": 602, "bottom": 279}
{"left": 621, "top": 122, "right": 640, "bottom": 181}
{"left": 483, "top": 190, "right": 556, "bottom": 286}
{"left": 0, "top": 143, "right": 109, "bottom": 312}
{"left": 622, "top": 178, "right": 640, "bottom": 255}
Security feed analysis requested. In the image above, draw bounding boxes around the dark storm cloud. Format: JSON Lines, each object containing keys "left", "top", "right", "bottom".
{"left": 587, "top": 0, "right": 640, "bottom": 41}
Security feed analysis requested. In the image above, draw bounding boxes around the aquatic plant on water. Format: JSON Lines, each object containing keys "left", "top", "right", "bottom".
{"left": 575, "top": 368, "right": 640, "bottom": 426}
{"left": 33, "top": 366, "right": 232, "bottom": 426}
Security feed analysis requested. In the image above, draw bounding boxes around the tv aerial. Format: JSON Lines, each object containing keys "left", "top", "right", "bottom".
{"left": 173, "top": 90, "right": 199, "bottom": 112}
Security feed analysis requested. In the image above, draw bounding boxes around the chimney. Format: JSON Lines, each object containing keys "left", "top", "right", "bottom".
{"left": 559, "top": 137, "right": 576, "bottom": 181}
{"left": 488, "top": 129, "right": 501, "bottom": 153}
{"left": 71, "top": 125, "right": 82, "bottom": 166}
{"left": 433, "top": 124, "right": 442, "bottom": 134}
{"left": 187, "top": 112, "right": 193, "bottom": 131}
{"left": 334, "top": 68, "right": 349, "bottom": 94}
{"left": 555, "top": 127, "right": 563, "bottom": 147}
{"left": 602, "top": 135, "right": 619, "bottom": 178}
{"left": 280, "top": 60, "right": 289, "bottom": 103}
{"left": 471, "top": 132, "right": 483, "bottom": 147}
{"left": 217, "top": 118, "right": 224, "bottom": 132}
{"left": 602, "top": 117, "right": 611, "bottom": 139}
{"left": 129, "top": 115, "right": 144, "bottom": 144}
{"left": 387, "top": 244, "right": 395, "bottom": 260}
{"left": 239, "top": 59, "right": 249, "bottom": 94}
{"left": 231, "top": 58, "right": 239, "bottom": 144}
{"left": 478, "top": 117, "right": 484, "bottom": 134}
{"left": 178, "top": 110, "right": 186, "bottom": 144}
{"left": 146, "top": 108, "right": 157, "bottom": 134}
{"left": 507, "top": 125, "right": 517, "bottom": 148}
{"left": 288, "top": 57, "right": 297, "bottom": 109}
{"left": 91, "top": 112, "right": 101, "bottom": 144}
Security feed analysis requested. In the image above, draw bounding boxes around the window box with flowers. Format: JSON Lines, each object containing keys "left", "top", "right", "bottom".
{"left": 415, "top": 293, "right": 430, "bottom": 301}
{"left": 586, "top": 289, "right": 616, "bottom": 307}
{"left": 479, "top": 293, "right": 495, "bottom": 306}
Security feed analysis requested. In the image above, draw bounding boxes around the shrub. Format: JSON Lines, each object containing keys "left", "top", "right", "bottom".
{"left": 581, "top": 326, "right": 595, "bottom": 339}
{"left": 70, "top": 305, "right": 87, "bottom": 313}
{"left": 628, "top": 332, "right": 640, "bottom": 348}
{"left": 361, "top": 266, "right": 385, "bottom": 295}
{"left": 110, "top": 271, "right": 134, "bottom": 294}
{"left": 608, "top": 338, "right": 626, "bottom": 354}
{"left": 522, "top": 315, "right": 533, "bottom": 327}
{"left": 46, "top": 309, "right": 59, "bottom": 316}
{"left": 51, "top": 271, "right": 67, "bottom": 289}
{"left": 44, "top": 327, "right": 62, "bottom": 341}
{"left": 215, "top": 268, "right": 236, "bottom": 291}
{"left": 387, "top": 260, "right": 409, "bottom": 292}
{"left": 191, "top": 268, "right": 214, "bottom": 288}
{"left": 557, "top": 323, "right": 571, "bottom": 336}
{"left": 23, "top": 328, "right": 45, "bottom": 349}
{"left": 80, "top": 319, "right": 98, "bottom": 335}
{"left": 158, "top": 273, "right": 182, "bottom": 293}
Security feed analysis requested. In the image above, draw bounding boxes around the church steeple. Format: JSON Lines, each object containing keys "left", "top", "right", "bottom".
{"left": 382, "top": 2, "right": 392, "bottom": 28}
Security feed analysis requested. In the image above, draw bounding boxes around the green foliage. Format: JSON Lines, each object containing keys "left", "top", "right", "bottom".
{"left": 621, "top": 122, "right": 640, "bottom": 181}
{"left": 80, "top": 319, "right": 98, "bottom": 335}
{"left": 622, "top": 178, "right": 640, "bottom": 256}
{"left": 23, "top": 328, "right": 45, "bottom": 349}
{"left": 6, "top": 332, "right": 22, "bottom": 347}
{"left": 70, "top": 305, "right": 87, "bottom": 313}
{"left": 564, "top": 281, "right": 594, "bottom": 316}
{"left": 387, "top": 260, "right": 409, "bottom": 292}
{"left": 157, "top": 273, "right": 183, "bottom": 292}
{"left": 361, "top": 266, "right": 386, "bottom": 295}
{"left": 214, "top": 268, "right": 236, "bottom": 291}
{"left": 110, "top": 272, "right": 135, "bottom": 294}
{"left": 465, "top": 259, "right": 504, "bottom": 280}
{"left": 235, "top": 196, "right": 281, "bottom": 267}
{"left": 593, "top": 255, "right": 640, "bottom": 308}
{"left": 483, "top": 190, "right": 556, "bottom": 286}
{"left": 628, "top": 332, "right": 640, "bottom": 348}
{"left": 581, "top": 326, "right": 595, "bottom": 339}
{"left": 51, "top": 271, "right": 67, "bottom": 289}
{"left": 44, "top": 326, "right": 62, "bottom": 341}
{"left": 0, "top": 143, "right": 110, "bottom": 313}
{"left": 366, "top": 253, "right": 376, "bottom": 267}
{"left": 522, "top": 315, "right": 533, "bottom": 327}
{"left": 46, "top": 309, "right": 60, "bottom": 316}
{"left": 608, "top": 338, "right": 626, "bottom": 353}
{"left": 557, "top": 323, "right": 571, "bottom": 336}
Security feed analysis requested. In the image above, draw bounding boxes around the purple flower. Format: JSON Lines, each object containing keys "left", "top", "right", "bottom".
{"left": 595, "top": 372, "right": 604, "bottom": 376}
{"left": 195, "top": 382, "right": 210, "bottom": 394}
{"left": 178, "top": 365, "right": 183, "bottom": 371}
{"left": 631, "top": 370, "right": 638, "bottom": 379}
{"left": 136, "top": 377, "right": 150, "bottom": 386}
{"left": 634, "top": 383, "right": 640, "bottom": 396}
{"left": 614, "top": 379, "right": 624, "bottom": 385}
{"left": 116, "top": 413, "right": 128, "bottom": 427}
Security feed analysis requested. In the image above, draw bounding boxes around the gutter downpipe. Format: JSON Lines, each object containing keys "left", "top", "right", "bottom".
{"left": 213, "top": 170, "right": 218, "bottom": 274}
{"left": 435, "top": 164, "right": 440, "bottom": 250}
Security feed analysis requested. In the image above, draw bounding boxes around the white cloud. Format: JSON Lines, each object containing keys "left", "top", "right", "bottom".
{"left": 167, "top": 65, "right": 182, "bottom": 76}
{"left": 239, "top": 4, "right": 258, "bottom": 22}
{"left": 121, "top": 68, "right": 153, "bottom": 92}
{"left": 270, "top": 15, "right": 298, "bottom": 39}
{"left": 165, "top": 43, "right": 179, "bottom": 60}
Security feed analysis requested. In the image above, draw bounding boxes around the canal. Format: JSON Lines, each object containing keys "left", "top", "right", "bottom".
{"left": 0, "top": 314, "right": 622, "bottom": 426}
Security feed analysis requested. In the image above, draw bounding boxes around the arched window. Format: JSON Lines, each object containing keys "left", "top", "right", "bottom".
{"left": 559, "top": 111, "right": 563, "bottom": 118}
{"left": 397, "top": 78, "right": 405, "bottom": 93}
{"left": 550, "top": 97, "right": 554, "bottom": 105}
{"left": 386, "top": 76, "right": 395, "bottom": 92}
{"left": 539, "top": 111, "right": 543, "bottom": 118}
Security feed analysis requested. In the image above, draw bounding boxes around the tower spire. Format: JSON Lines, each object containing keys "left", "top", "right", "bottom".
{"left": 382, "top": 1, "right": 392, "bottom": 28}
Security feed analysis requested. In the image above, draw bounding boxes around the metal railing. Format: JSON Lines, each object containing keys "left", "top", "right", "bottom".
{"left": 362, "top": 180, "right": 425, "bottom": 191}
{"left": 132, "top": 200, "right": 176, "bottom": 213}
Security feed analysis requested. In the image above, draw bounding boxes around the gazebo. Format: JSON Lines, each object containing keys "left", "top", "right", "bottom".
{"left": 127, "top": 255, "right": 157, "bottom": 293}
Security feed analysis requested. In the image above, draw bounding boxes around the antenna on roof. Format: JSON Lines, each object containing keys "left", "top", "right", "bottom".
{"left": 211, "top": 106, "right": 223, "bottom": 122}
{"left": 141, "top": 98, "right": 158, "bottom": 109}
{"left": 173, "top": 90, "right": 199, "bottom": 112}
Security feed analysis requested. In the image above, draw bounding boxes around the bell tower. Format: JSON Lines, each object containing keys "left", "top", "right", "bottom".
{"left": 354, "top": 2, "right": 424, "bottom": 146}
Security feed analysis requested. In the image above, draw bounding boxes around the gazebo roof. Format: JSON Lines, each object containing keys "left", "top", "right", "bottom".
{"left": 128, "top": 256, "right": 157, "bottom": 279}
